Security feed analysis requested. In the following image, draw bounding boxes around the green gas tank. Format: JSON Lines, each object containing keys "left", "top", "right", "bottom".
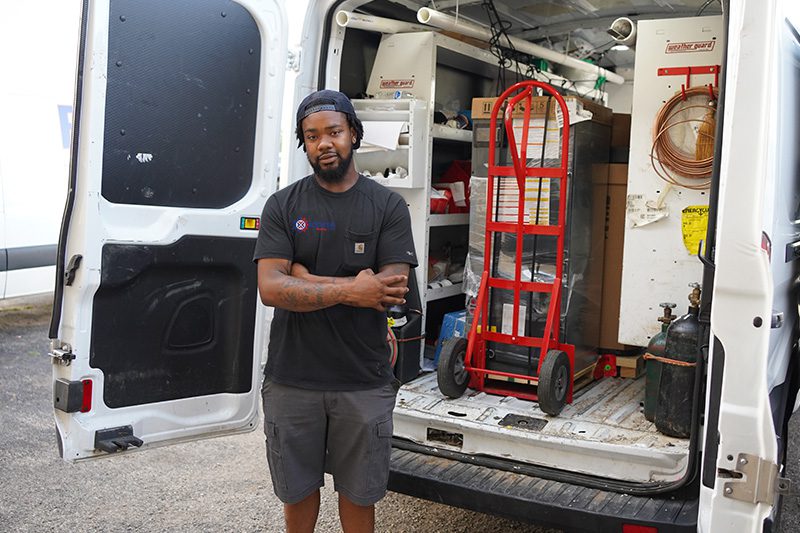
{"left": 644, "top": 303, "right": 676, "bottom": 422}
{"left": 654, "top": 285, "right": 702, "bottom": 438}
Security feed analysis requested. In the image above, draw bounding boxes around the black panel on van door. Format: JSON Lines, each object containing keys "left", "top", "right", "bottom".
{"left": 101, "top": 0, "right": 261, "bottom": 208}
{"left": 91, "top": 237, "right": 256, "bottom": 408}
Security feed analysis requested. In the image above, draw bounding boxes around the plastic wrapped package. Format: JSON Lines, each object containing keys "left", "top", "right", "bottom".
{"left": 464, "top": 108, "right": 611, "bottom": 376}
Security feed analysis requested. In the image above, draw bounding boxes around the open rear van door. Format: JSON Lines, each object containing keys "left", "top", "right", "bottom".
{"left": 49, "top": 0, "right": 287, "bottom": 461}
{"left": 701, "top": 1, "right": 800, "bottom": 529}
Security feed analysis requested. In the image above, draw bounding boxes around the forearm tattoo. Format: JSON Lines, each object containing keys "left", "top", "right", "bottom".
{"left": 278, "top": 276, "right": 344, "bottom": 311}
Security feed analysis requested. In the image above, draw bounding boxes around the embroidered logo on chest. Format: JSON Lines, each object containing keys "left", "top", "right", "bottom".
{"left": 354, "top": 242, "right": 365, "bottom": 254}
{"left": 293, "top": 217, "right": 336, "bottom": 233}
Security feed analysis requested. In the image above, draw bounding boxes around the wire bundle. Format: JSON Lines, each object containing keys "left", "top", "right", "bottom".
{"left": 387, "top": 327, "right": 398, "bottom": 368}
{"left": 650, "top": 85, "right": 719, "bottom": 190}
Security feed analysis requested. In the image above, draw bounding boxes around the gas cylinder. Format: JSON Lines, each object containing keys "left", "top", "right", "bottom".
{"left": 644, "top": 302, "right": 677, "bottom": 422}
{"left": 654, "top": 284, "right": 701, "bottom": 438}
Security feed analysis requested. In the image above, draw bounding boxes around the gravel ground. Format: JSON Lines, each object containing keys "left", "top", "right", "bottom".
{"left": 4, "top": 297, "right": 799, "bottom": 532}
{"left": 0, "top": 299, "right": 559, "bottom": 533}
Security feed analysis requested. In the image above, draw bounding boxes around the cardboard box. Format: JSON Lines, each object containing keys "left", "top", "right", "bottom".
{"left": 610, "top": 113, "right": 631, "bottom": 163}
{"left": 471, "top": 95, "right": 613, "bottom": 125}
{"left": 611, "top": 113, "right": 632, "bottom": 147}
{"left": 616, "top": 354, "right": 644, "bottom": 378}
{"left": 471, "top": 95, "right": 612, "bottom": 177}
{"left": 596, "top": 163, "right": 637, "bottom": 352}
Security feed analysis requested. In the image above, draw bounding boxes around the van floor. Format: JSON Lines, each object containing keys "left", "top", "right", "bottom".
{"left": 393, "top": 372, "right": 690, "bottom": 483}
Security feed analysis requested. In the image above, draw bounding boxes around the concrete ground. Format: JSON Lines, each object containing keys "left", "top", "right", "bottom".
{"left": 0, "top": 298, "right": 558, "bottom": 533}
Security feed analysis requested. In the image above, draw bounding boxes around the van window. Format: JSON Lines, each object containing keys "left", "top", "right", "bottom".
{"left": 100, "top": 1, "right": 261, "bottom": 209}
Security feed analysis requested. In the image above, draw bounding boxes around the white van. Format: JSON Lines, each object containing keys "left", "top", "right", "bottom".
{"left": 0, "top": 1, "right": 79, "bottom": 300}
{"left": 49, "top": 1, "right": 798, "bottom": 531}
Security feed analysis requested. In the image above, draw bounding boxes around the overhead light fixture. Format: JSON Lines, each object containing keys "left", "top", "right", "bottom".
{"left": 607, "top": 17, "right": 637, "bottom": 47}
{"left": 611, "top": 44, "right": 630, "bottom": 51}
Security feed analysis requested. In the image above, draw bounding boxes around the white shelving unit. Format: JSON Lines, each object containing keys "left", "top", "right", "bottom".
{"left": 352, "top": 98, "right": 429, "bottom": 189}
{"left": 352, "top": 31, "right": 503, "bottom": 358}
{"left": 429, "top": 213, "right": 469, "bottom": 227}
{"left": 426, "top": 282, "right": 464, "bottom": 302}
{"left": 352, "top": 97, "right": 473, "bottom": 309}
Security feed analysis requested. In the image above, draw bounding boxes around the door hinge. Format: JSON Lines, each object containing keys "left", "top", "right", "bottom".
{"left": 722, "top": 453, "right": 791, "bottom": 506}
{"left": 49, "top": 340, "right": 75, "bottom": 366}
{"left": 287, "top": 47, "right": 301, "bottom": 72}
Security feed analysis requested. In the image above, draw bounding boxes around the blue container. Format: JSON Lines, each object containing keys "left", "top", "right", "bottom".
{"left": 433, "top": 310, "right": 467, "bottom": 366}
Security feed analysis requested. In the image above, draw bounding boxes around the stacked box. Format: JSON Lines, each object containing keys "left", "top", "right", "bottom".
{"left": 596, "top": 163, "right": 638, "bottom": 352}
{"left": 465, "top": 95, "right": 611, "bottom": 377}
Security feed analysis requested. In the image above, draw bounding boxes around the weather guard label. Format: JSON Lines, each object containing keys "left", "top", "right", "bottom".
{"left": 380, "top": 79, "right": 415, "bottom": 89}
{"left": 665, "top": 41, "right": 716, "bottom": 54}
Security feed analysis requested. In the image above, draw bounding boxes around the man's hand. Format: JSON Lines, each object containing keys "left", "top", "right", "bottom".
{"left": 290, "top": 262, "right": 310, "bottom": 280}
{"left": 346, "top": 268, "right": 408, "bottom": 311}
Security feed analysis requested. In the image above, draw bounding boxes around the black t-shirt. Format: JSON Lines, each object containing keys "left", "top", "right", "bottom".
{"left": 253, "top": 175, "right": 418, "bottom": 391}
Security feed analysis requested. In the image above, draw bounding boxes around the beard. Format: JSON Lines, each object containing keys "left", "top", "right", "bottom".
{"left": 309, "top": 149, "right": 353, "bottom": 184}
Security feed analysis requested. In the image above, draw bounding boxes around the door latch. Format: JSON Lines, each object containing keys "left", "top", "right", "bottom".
{"left": 49, "top": 340, "right": 75, "bottom": 366}
{"left": 64, "top": 254, "right": 82, "bottom": 286}
{"left": 287, "top": 47, "right": 301, "bottom": 72}
{"left": 722, "top": 453, "right": 791, "bottom": 506}
{"left": 94, "top": 426, "right": 144, "bottom": 454}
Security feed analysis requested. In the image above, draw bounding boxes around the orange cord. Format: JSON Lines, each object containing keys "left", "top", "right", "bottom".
{"left": 643, "top": 352, "right": 697, "bottom": 367}
{"left": 650, "top": 86, "right": 719, "bottom": 190}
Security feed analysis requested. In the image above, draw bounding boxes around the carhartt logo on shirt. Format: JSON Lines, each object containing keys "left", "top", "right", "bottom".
{"left": 354, "top": 242, "right": 365, "bottom": 254}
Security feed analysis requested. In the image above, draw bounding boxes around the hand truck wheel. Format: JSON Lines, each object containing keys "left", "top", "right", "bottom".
{"left": 537, "top": 350, "right": 571, "bottom": 416}
{"left": 437, "top": 337, "right": 470, "bottom": 398}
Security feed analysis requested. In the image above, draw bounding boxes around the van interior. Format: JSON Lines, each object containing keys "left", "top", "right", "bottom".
{"left": 321, "top": 0, "right": 726, "bottom": 489}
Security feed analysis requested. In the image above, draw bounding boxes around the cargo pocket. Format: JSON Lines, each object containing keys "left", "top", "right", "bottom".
{"left": 342, "top": 229, "right": 378, "bottom": 274}
{"left": 264, "top": 421, "right": 288, "bottom": 493}
{"left": 366, "top": 417, "right": 393, "bottom": 493}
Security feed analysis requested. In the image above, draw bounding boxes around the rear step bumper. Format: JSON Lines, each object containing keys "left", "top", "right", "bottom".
{"left": 388, "top": 447, "right": 699, "bottom": 533}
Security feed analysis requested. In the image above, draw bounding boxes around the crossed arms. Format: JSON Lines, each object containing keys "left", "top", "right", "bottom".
{"left": 257, "top": 259, "right": 410, "bottom": 312}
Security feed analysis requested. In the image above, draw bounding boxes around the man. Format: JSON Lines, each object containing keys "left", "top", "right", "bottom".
{"left": 253, "top": 89, "right": 418, "bottom": 533}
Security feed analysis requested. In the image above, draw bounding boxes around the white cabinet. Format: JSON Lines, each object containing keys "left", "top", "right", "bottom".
{"left": 352, "top": 98, "right": 429, "bottom": 189}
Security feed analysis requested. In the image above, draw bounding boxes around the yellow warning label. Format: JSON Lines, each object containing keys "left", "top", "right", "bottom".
{"left": 681, "top": 205, "right": 709, "bottom": 254}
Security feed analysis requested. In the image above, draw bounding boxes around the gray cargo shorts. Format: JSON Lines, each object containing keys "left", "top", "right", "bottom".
{"left": 261, "top": 378, "right": 400, "bottom": 506}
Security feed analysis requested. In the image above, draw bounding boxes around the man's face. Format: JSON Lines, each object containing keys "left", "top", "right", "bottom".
{"left": 301, "top": 110, "right": 356, "bottom": 184}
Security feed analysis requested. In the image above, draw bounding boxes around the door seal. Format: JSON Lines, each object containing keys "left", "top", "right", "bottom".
{"left": 722, "top": 453, "right": 791, "bottom": 505}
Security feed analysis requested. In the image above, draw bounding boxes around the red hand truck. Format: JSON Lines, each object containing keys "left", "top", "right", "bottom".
{"left": 437, "top": 81, "right": 576, "bottom": 416}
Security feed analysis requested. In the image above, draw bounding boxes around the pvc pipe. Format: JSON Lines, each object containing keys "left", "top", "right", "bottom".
{"left": 336, "top": 11, "right": 433, "bottom": 34}
{"left": 417, "top": 7, "right": 625, "bottom": 85}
